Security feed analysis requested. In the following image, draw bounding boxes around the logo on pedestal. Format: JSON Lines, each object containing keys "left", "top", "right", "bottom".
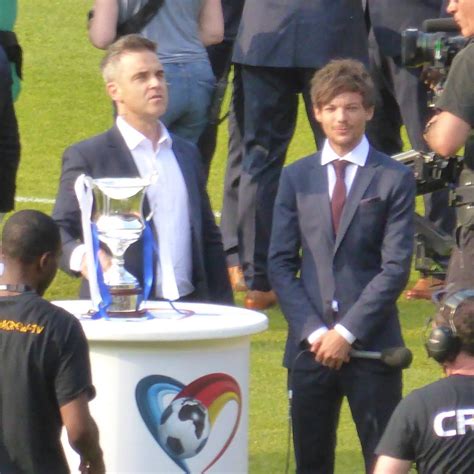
{"left": 135, "top": 373, "right": 241, "bottom": 473}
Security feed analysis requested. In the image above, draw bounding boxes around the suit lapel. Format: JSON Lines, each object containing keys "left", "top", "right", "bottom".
{"left": 106, "top": 126, "right": 141, "bottom": 177}
{"left": 334, "top": 149, "right": 379, "bottom": 252}
{"left": 171, "top": 137, "right": 201, "bottom": 234}
{"left": 311, "top": 153, "right": 335, "bottom": 247}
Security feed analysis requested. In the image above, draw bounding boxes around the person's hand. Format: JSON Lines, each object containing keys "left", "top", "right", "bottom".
{"left": 79, "top": 455, "right": 105, "bottom": 474}
{"left": 311, "top": 329, "right": 351, "bottom": 370}
{"left": 421, "top": 66, "right": 443, "bottom": 91}
{"left": 80, "top": 249, "right": 112, "bottom": 280}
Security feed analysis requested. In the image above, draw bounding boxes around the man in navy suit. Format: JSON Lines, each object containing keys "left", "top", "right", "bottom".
{"left": 268, "top": 59, "right": 416, "bottom": 473}
{"left": 52, "top": 35, "right": 233, "bottom": 305}
{"left": 232, "top": 0, "right": 369, "bottom": 309}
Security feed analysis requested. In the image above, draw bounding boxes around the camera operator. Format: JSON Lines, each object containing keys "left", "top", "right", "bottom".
{"left": 374, "top": 289, "right": 474, "bottom": 474}
{"left": 424, "top": 0, "right": 474, "bottom": 289}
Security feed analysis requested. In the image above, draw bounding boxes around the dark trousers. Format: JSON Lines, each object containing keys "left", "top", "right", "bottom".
{"left": 238, "top": 65, "right": 323, "bottom": 290}
{"left": 220, "top": 64, "right": 244, "bottom": 267}
{"left": 199, "top": 42, "right": 245, "bottom": 268}
{"left": 0, "top": 51, "right": 20, "bottom": 213}
{"left": 446, "top": 225, "right": 474, "bottom": 288}
{"left": 365, "top": 32, "right": 456, "bottom": 268}
{"left": 290, "top": 361, "right": 402, "bottom": 474}
{"left": 198, "top": 40, "right": 234, "bottom": 179}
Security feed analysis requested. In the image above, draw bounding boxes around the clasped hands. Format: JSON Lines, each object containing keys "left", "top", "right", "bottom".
{"left": 310, "top": 329, "right": 351, "bottom": 370}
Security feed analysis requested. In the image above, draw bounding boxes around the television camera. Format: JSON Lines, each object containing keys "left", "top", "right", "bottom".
{"left": 393, "top": 150, "right": 463, "bottom": 279}
{"left": 401, "top": 18, "right": 468, "bottom": 106}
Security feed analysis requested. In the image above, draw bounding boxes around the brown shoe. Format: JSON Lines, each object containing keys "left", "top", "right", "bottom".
{"left": 405, "top": 277, "right": 445, "bottom": 301}
{"left": 244, "top": 290, "right": 277, "bottom": 310}
{"left": 228, "top": 266, "right": 247, "bottom": 292}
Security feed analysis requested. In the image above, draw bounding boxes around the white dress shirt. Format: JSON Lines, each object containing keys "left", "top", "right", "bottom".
{"left": 70, "top": 117, "right": 194, "bottom": 299}
{"left": 307, "top": 136, "right": 369, "bottom": 346}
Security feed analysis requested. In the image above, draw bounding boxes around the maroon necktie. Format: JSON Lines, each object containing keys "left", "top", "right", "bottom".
{"left": 331, "top": 160, "right": 349, "bottom": 235}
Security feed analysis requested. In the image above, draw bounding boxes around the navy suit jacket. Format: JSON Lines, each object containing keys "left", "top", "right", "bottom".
{"left": 52, "top": 126, "right": 233, "bottom": 305}
{"left": 268, "top": 147, "right": 416, "bottom": 369}
{"left": 368, "top": 0, "right": 443, "bottom": 57}
{"left": 233, "top": 0, "right": 368, "bottom": 68}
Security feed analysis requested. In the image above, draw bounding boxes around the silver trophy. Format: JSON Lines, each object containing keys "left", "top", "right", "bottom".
{"left": 85, "top": 176, "right": 155, "bottom": 316}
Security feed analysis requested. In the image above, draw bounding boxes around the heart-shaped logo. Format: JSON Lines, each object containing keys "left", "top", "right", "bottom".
{"left": 135, "top": 373, "right": 241, "bottom": 473}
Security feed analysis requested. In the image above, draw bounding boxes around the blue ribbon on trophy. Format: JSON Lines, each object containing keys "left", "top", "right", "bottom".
{"left": 139, "top": 218, "right": 154, "bottom": 307}
{"left": 74, "top": 174, "right": 157, "bottom": 319}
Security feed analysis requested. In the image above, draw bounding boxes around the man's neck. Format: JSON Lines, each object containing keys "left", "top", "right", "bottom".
{"left": 445, "top": 353, "right": 474, "bottom": 376}
{"left": 325, "top": 135, "right": 366, "bottom": 159}
{"left": 120, "top": 114, "right": 162, "bottom": 149}
{"left": 0, "top": 264, "right": 35, "bottom": 296}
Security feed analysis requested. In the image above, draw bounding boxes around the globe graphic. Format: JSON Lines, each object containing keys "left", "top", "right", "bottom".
{"left": 157, "top": 397, "right": 211, "bottom": 459}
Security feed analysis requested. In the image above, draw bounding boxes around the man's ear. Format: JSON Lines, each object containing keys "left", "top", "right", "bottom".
{"left": 313, "top": 106, "right": 322, "bottom": 123}
{"left": 366, "top": 106, "right": 375, "bottom": 121}
{"left": 38, "top": 251, "right": 53, "bottom": 271}
{"left": 107, "top": 81, "right": 120, "bottom": 103}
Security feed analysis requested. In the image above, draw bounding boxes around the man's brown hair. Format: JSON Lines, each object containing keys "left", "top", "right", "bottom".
{"left": 311, "top": 59, "right": 375, "bottom": 109}
{"left": 100, "top": 34, "right": 157, "bottom": 82}
{"left": 455, "top": 298, "right": 474, "bottom": 355}
{"left": 436, "top": 294, "right": 474, "bottom": 356}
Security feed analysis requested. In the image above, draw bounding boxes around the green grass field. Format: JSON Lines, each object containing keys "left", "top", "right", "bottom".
{"left": 9, "top": 2, "right": 441, "bottom": 472}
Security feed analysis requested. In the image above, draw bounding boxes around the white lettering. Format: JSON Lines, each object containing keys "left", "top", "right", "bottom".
{"left": 434, "top": 410, "right": 456, "bottom": 437}
{"left": 433, "top": 408, "right": 474, "bottom": 437}
{"left": 457, "top": 409, "right": 474, "bottom": 435}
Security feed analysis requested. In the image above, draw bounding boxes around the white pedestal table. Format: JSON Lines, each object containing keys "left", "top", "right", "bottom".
{"left": 54, "top": 300, "right": 268, "bottom": 474}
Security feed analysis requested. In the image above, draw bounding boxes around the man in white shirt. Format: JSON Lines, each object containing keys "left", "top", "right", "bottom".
{"left": 52, "top": 34, "right": 233, "bottom": 305}
{"left": 268, "top": 59, "right": 416, "bottom": 473}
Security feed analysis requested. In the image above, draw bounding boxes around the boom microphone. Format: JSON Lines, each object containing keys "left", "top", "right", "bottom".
{"left": 422, "top": 18, "right": 459, "bottom": 33}
{"left": 350, "top": 347, "right": 413, "bottom": 369}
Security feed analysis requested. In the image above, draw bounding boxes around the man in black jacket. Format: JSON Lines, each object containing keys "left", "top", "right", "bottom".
{"left": 0, "top": 210, "right": 104, "bottom": 473}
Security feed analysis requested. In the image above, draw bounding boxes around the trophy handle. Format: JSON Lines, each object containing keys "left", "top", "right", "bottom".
{"left": 83, "top": 175, "right": 95, "bottom": 189}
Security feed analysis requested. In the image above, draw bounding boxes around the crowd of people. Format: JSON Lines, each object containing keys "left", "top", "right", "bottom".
{"left": 1, "top": 0, "right": 474, "bottom": 472}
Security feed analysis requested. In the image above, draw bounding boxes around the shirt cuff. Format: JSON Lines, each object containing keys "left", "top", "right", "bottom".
{"left": 335, "top": 323, "right": 356, "bottom": 344}
{"left": 307, "top": 327, "right": 328, "bottom": 345}
{"left": 70, "top": 244, "right": 86, "bottom": 272}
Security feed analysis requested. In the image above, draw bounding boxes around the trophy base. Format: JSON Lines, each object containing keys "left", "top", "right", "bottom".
{"left": 107, "top": 287, "right": 144, "bottom": 318}
{"left": 106, "top": 308, "right": 147, "bottom": 319}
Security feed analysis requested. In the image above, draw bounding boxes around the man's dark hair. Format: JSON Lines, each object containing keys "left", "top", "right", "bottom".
{"left": 100, "top": 34, "right": 157, "bottom": 82}
{"left": 311, "top": 59, "right": 375, "bottom": 109}
{"left": 1, "top": 210, "right": 60, "bottom": 264}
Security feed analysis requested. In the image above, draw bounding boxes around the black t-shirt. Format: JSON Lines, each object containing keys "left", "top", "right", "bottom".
{"left": 0, "top": 292, "right": 95, "bottom": 474}
{"left": 436, "top": 41, "right": 474, "bottom": 169}
{"left": 376, "top": 375, "right": 474, "bottom": 474}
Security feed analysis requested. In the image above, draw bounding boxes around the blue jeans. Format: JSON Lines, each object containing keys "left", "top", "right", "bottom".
{"left": 161, "top": 60, "right": 215, "bottom": 144}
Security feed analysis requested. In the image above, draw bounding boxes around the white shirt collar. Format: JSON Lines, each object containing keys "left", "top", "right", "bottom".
{"left": 116, "top": 116, "right": 173, "bottom": 151}
{"left": 320, "top": 135, "right": 369, "bottom": 167}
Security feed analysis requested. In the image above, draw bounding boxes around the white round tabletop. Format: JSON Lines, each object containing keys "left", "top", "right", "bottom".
{"left": 53, "top": 300, "right": 268, "bottom": 342}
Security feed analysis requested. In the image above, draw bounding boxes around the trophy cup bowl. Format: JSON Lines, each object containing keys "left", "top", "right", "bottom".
{"left": 86, "top": 176, "right": 154, "bottom": 317}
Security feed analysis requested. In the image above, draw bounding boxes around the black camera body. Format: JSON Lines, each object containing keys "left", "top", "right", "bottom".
{"left": 401, "top": 17, "right": 467, "bottom": 68}
{"left": 401, "top": 18, "right": 468, "bottom": 105}
{"left": 401, "top": 29, "right": 467, "bottom": 69}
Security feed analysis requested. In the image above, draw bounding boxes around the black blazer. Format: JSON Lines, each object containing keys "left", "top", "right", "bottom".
{"left": 232, "top": 0, "right": 368, "bottom": 68}
{"left": 268, "top": 148, "right": 416, "bottom": 369}
{"left": 52, "top": 126, "right": 233, "bottom": 305}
